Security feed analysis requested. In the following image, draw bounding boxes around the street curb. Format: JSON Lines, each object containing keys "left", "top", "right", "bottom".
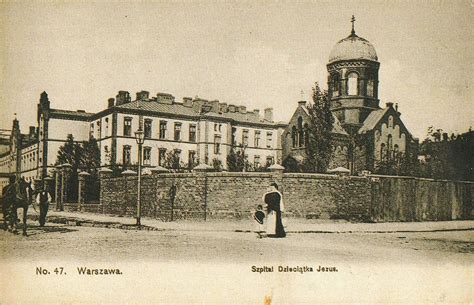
{"left": 27, "top": 214, "right": 164, "bottom": 231}
{"left": 26, "top": 214, "right": 474, "bottom": 234}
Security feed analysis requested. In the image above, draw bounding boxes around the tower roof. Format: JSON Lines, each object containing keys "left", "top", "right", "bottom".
{"left": 328, "top": 34, "right": 378, "bottom": 64}
{"left": 328, "top": 17, "right": 378, "bottom": 64}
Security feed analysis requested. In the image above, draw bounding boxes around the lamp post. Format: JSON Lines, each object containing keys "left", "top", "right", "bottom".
{"left": 134, "top": 119, "right": 145, "bottom": 227}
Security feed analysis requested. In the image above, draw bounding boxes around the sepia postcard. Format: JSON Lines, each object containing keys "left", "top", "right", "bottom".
{"left": 0, "top": 1, "right": 473, "bottom": 304}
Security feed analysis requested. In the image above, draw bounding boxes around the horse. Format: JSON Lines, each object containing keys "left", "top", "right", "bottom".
{"left": 1, "top": 178, "right": 33, "bottom": 236}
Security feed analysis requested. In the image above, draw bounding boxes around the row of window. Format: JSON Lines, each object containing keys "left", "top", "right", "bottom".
{"left": 330, "top": 72, "right": 376, "bottom": 97}
{"left": 91, "top": 118, "right": 275, "bottom": 149}
{"left": 123, "top": 118, "right": 197, "bottom": 142}
{"left": 231, "top": 128, "right": 273, "bottom": 148}
{"left": 122, "top": 145, "right": 194, "bottom": 167}
{"left": 121, "top": 145, "right": 275, "bottom": 168}
{"left": 90, "top": 118, "right": 110, "bottom": 139}
{"left": 291, "top": 117, "right": 309, "bottom": 148}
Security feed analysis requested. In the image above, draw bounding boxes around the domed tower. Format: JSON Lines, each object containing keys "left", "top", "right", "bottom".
{"left": 327, "top": 16, "right": 380, "bottom": 134}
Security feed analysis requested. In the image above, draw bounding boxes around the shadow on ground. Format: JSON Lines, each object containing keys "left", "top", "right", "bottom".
{"left": 2, "top": 224, "right": 77, "bottom": 236}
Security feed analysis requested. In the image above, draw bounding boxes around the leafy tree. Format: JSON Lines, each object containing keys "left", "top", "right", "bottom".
{"left": 303, "top": 82, "right": 334, "bottom": 173}
{"left": 282, "top": 155, "right": 301, "bottom": 172}
{"left": 163, "top": 149, "right": 182, "bottom": 172}
{"left": 55, "top": 135, "right": 101, "bottom": 201}
{"left": 211, "top": 158, "right": 222, "bottom": 171}
{"left": 226, "top": 146, "right": 247, "bottom": 172}
{"left": 419, "top": 128, "right": 473, "bottom": 181}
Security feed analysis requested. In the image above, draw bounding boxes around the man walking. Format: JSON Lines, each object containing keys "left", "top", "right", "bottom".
{"left": 36, "top": 184, "right": 52, "bottom": 227}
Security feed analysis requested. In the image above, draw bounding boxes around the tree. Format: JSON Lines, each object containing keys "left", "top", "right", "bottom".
{"left": 163, "top": 149, "right": 182, "bottom": 172}
{"left": 303, "top": 82, "right": 334, "bottom": 173}
{"left": 55, "top": 135, "right": 101, "bottom": 201}
{"left": 211, "top": 158, "right": 222, "bottom": 171}
{"left": 226, "top": 146, "right": 247, "bottom": 172}
{"left": 282, "top": 155, "right": 301, "bottom": 172}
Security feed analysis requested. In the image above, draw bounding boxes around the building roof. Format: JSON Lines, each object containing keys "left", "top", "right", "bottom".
{"left": 300, "top": 105, "right": 349, "bottom": 135}
{"left": 328, "top": 33, "right": 378, "bottom": 64}
{"left": 357, "top": 108, "right": 388, "bottom": 134}
{"left": 114, "top": 100, "right": 285, "bottom": 127}
{"left": 332, "top": 115, "right": 349, "bottom": 135}
{"left": 50, "top": 108, "right": 95, "bottom": 120}
{"left": 116, "top": 100, "right": 197, "bottom": 117}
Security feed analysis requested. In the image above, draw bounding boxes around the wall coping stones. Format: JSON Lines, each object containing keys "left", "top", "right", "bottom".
{"left": 99, "top": 168, "right": 113, "bottom": 173}
{"left": 150, "top": 166, "right": 170, "bottom": 174}
{"left": 327, "top": 166, "right": 350, "bottom": 175}
{"left": 193, "top": 164, "right": 214, "bottom": 172}
{"left": 269, "top": 164, "right": 285, "bottom": 171}
{"left": 121, "top": 169, "right": 137, "bottom": 176}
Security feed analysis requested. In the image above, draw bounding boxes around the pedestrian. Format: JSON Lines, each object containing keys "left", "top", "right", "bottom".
{"left": 263, "top": 182, "right": 286, "bottom": 238}
{"left": 36, "top": 184, "right": 52, "bottom": 227}
{"left": 2, "top": 176, "right": 16, "bottom": 231}
{"left": 253, "top": 204, "right": 266, "bottom": 238}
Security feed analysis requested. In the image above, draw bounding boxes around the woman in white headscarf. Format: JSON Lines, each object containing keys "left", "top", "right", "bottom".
{"left": 263, "top": 182, "right": 286, "bottom": 238}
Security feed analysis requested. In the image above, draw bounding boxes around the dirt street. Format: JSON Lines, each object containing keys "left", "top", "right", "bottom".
{"left": 1, "top": 222, "right": 472, "bottom": 264}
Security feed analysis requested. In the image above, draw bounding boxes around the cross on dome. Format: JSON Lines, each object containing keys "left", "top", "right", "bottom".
{"left": 351, "top": 15, "right": 356, "bottom": 35}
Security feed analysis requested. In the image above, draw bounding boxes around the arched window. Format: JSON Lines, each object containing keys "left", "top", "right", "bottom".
{"left": 297, "top": 117, "right": 304, "bottom": 147}
{"left": 347, "top": 72, "right": 359, "bottom": 96}
{"left": 394, "top": 144, "right": 399, "bottom": 160}
{"left": 291, "top": 126, "right": 297, "bottom": 148}
{"left": 367, "top": 74, "right": 374, "bottom": 97}
{"left": 332, "top": 73, "right": 340, "bottom": 97}
{"left": 388, "top": 116, "right": 394, "bottom": 128}
{"left": 304, "top": 123, "right": 309, "bottom": 146}
{"left": 387, "top": 134, "right": 393, "bottom": 152}
{"left": 380, "top": 143, "right": 386, "bottom": 160}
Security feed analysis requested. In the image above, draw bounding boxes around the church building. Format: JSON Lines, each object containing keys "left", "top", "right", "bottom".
{"left": 283, "top": 17, "right": 418, "bottom": 174}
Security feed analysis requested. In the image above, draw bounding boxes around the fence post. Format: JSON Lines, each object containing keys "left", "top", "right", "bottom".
{"left": 55, "top": 165, "right": 62, "bottom": 209}
{"left": 78, "top": 171, "right": 90, "bottom": 211}
{"left": 98, "top": 168, "right": 113, "bottom": 214}
{"left": 122, "top": 170, "right": 137, "bottom": 217}
{"left": 60, "top": 163, "right": 72, "bottom": 211}
{"left": 269, "top": 164, "right": 285, "bottom": 190}
{"left": 193, "top": 164, "right": 213, "bottom": 221}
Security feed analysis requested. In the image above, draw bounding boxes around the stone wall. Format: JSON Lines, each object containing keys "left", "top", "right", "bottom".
{"left": 99, "top": 172, "right": 373, "bottom": 221}
{"left": 98, "top": 171, "right": 473, "bottom": 222}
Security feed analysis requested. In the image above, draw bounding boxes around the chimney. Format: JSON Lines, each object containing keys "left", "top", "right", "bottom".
{"left": 264, "top": 108, "right": 273, "bottom": 122}
{"left": 183, "top": 97, "right": 193, "bottom": 107}
{"left": 156, "top": 93, "right": 175, "bottom": 105}
{"left": 209, "top": 100, "right": 219, "bottom": 113}
{"left": 298, "top": 100, "right": 306, "bottom": 107}
{"left": 116, "top": 91, "right": 131, "bottom": 106}
{"left": 386, "top": 102, "right": 394, "bottom": 109}
{"left": 253, "top": 109, "right": 260, "bottom": 116}
{"left": 136, "top": 91, "right": 150, "bottom": 101}
{"left": 238, "top": 106, "right": 247, "bottom": 113}
{"left": 108, "top": 98, "right": 115, "bottom": 108}
{"left": 219, "top": 103, "right": 228, "bottom": 113}
{"left": 29, "top": 126, "right": 35, "bottom": 138}
{"left": 192, "top": 98, "right": 208, "bottom": 112}
{"left": 395, "top": 103, "right": 398, "bottom": 112}
{"left": 228, "top": 105, "right": 236, "bottom": 113}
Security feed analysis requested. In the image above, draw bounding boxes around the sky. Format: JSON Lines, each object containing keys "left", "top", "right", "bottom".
{"left": 0, "top": 1, "right": 472, "bottom": 139}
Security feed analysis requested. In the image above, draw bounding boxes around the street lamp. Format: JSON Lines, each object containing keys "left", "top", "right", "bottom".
{"left": 134, "top": 122, "right": 145, "bottom": 227}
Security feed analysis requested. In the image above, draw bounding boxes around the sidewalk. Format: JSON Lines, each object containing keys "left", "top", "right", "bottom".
{"left": 28, "top": 210, "right": 474, "bottom": 234}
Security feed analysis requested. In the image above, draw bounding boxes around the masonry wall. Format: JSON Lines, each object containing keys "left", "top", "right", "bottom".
{"left": 98, "top": 172, "right": 473, "bottom": 222}
{"left": 99, "top": 172, "right": 374, "bottom": 221}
